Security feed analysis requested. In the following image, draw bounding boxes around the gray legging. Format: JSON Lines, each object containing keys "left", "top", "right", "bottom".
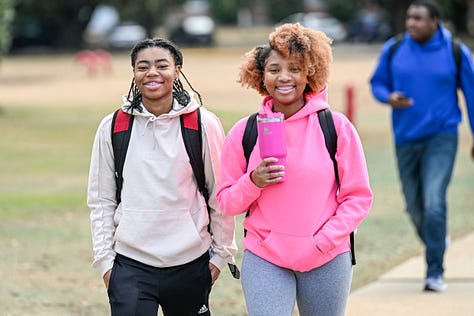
{"left": 241, "top": 250, "right": 352, "bottom": 316}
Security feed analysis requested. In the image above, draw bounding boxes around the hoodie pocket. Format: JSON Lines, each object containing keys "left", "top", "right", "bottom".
{"left": 258, "top": 231, "right": 330, "bottom": 271}
{"left": 115, "top": 208, "right": 203, "bottom": 262}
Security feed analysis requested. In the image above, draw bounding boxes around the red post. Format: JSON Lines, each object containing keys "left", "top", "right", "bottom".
{"left": 345, "top": 84, "right": 355, "bottom": 125}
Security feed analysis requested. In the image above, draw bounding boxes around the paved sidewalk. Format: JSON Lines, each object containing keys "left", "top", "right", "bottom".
{"left": 346, "top": 232, "right": 474, "bottom": 316}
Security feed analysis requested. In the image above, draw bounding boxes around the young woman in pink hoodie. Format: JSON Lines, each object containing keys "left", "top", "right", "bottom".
{"left": 217, "top": 24, "right": 373, "bottom": 316}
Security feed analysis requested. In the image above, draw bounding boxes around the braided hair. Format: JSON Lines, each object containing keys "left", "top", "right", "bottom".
{"left": 126, "top": 37, "right": 203, "bottom": 113}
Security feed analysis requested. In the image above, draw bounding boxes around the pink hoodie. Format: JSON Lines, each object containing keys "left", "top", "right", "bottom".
{"left": 217, "top": 86, "right": 373, "bottom": 272}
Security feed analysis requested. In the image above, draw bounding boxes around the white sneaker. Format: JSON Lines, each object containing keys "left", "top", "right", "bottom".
{"left": 424, "top": 276, "right": 447, "bottom": 292}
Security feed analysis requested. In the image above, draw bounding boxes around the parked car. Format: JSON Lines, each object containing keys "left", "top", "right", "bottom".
{"left": 168, "top": 15, "right": 215, "bottom": 47}
{"left": 276, "top": 12, "right": 347, "bottom": 42}
{"left": 82, "top": 4, "right": 120, "bottom": 48}
{"left": 107, "top": 22, "right": 147, "bottom": 49}
{"left": 83, "top": 5, "right": 147, "bottom": 50}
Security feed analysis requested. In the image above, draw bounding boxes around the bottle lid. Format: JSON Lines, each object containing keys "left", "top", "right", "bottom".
{"left": 257, "top": 112, "right": 284, "bottom": 122}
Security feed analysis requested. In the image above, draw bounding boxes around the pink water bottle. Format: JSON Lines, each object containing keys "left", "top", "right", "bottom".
{"left": 257, "top": 112, "right": 287, "bottom": 182}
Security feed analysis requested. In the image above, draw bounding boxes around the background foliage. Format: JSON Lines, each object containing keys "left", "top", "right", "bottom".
{"left": 0, "top": 0, "right": 14, "bottom": 56}
{"left": 1, "top": 0, "right": 472, "bottom": 54}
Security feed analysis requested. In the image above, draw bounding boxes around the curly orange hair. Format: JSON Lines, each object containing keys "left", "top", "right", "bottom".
{"left": 238, "top": 23, "right": 333, "bottom": 96}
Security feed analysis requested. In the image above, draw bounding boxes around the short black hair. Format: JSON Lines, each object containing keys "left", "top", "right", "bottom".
{"left": 411, "top": 0, "right": 441, "bottom": 19}
{"left": 130, "top": 37, "right": 183, "bottom": 68}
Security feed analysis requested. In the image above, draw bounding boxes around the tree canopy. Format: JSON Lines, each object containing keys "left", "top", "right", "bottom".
{"left": 3, "top": 0, "right": 472, "bottom": 53}
{"left": 0, "top": 0, "right": 14, "bottom": 56}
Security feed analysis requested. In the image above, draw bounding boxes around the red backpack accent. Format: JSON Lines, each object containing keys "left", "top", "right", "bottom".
{"left": 182, "top": 109, "right": 199, "bottom": 131}
{"left": 113, "top": 109, "right": 133, "bottom": 133}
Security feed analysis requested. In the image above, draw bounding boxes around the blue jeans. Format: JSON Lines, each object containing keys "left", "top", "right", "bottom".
{"left": 395, "top": 133, "right": 458, "bottom": 279}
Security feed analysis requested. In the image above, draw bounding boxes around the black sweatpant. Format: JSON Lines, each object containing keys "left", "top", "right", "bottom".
{"left": 107, "top": 252, "right": 212, "bottom": 316}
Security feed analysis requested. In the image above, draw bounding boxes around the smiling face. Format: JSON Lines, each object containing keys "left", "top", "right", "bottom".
{"left": 406, "top": 5, "right": 438, "bottom": 43}
{"left": 263, "top": 50, "right": 308, "bottom": 116}
{"left": 133, "top": 47, "right": 180, "bottom": 109}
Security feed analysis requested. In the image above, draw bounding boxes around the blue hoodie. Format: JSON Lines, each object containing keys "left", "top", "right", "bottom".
{"left": 370, "top": 23, "right": 474, "bottom": 145}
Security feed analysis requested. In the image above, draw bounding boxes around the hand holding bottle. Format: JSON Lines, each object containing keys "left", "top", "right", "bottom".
{"left": 250, "top": 158, "right": 285, "bottom": 187}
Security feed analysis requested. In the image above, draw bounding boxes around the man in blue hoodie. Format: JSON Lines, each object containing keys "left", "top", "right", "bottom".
{"left": 370, "top": 0, "right": 474, "bottom": 292}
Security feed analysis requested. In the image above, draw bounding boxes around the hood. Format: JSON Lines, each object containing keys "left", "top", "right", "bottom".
{"left": 258, "top": 84, "right": 330, "bottom": 121}
{"left": 438, "top": 22, "right": 453, "bottom": 42}
{"left": 406, "top": 22, "right": 452, "bottom": 52}
{"left": 120, "top": 90, "right": 200, "bottom": 119}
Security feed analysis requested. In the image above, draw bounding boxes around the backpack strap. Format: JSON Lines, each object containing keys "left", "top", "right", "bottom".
{"left": 452, "top": 38, "right": 462, "bottom": 86}
{"left": 387, "top": 33, "right": 404, "bottom": 63}
{"left": 317, "top": 109, "right": 356, "bottom": 265}
{"left": 180, "top": 108, "right": 210, "bottom": 215}
{"left": 317, "top": 109, "right": 339, "bottom": 186}
{"left": 452, "top": 39, "right": 462, "bottom": 69}
{"left": 241, "top": 113, "right": 259, "bottom": 237}
{"left": 181, "top": 108, "right": 241, "bottom": 279}
{"left": 242, "top": 113, "right": 259, "bottom": 164}
{"left": 111, "top": 109, "right": 134, "bottom": 204}
{"left": 386, "top": 33, "right": 404, "bottom": 85}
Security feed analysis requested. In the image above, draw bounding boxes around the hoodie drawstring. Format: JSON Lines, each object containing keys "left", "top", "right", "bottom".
{"left": 144, "top": 116, "right": 159, "bottom": 150}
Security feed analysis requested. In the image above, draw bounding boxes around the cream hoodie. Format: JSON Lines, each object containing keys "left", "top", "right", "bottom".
{"left": 88, "top": 93, "right": 237, "bottom": 277}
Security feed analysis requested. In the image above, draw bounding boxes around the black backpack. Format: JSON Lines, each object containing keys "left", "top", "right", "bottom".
{"left": 387, "top": 33, "right": 462, "bottom": 85}
{"left": 111, "top": 107, "right": 240, "bottom": 279}
{"left": 242, "top": 109, "right": 356, "bottom": 265}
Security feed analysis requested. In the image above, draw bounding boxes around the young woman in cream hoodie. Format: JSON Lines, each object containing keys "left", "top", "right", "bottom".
{"left": 87, "top": 38, "right": 237, "bottom": 316}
